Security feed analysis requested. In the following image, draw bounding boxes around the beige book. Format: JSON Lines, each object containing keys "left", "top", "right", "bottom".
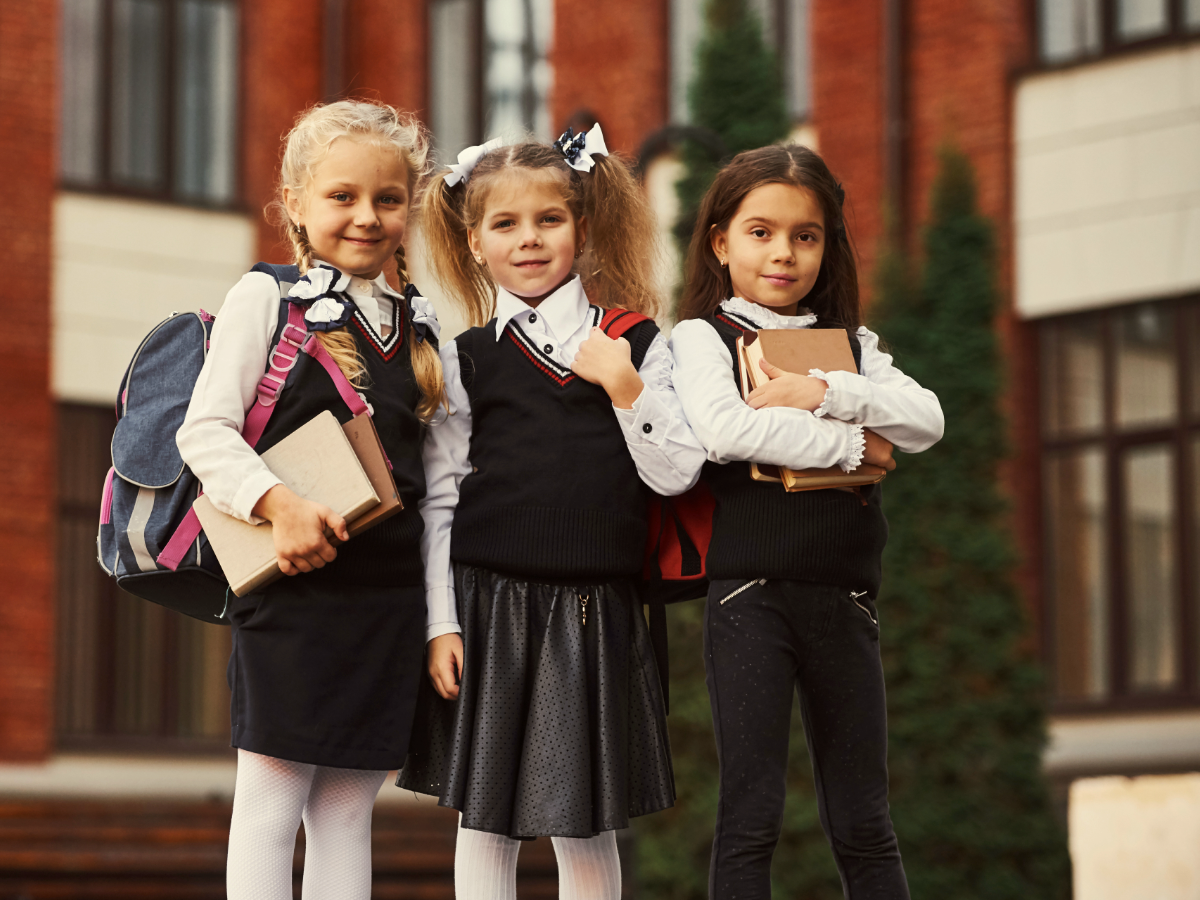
{"left": 194, "top": 410, "right": 382, "bottom": 597}
{"left": 737, "top": 330, "right": 887, "bottom": 493}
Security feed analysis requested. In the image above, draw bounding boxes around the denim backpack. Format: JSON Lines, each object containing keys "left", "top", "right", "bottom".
{"left": 96, "top": 263, "right": 367, "bottom": 623}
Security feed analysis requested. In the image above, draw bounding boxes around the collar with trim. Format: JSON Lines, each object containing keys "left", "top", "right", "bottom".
{"left": 493, "top": 275, "right": 589, "bottom": 342}
{"left": 720, "top": 296, "right": 818, "bottom": 330}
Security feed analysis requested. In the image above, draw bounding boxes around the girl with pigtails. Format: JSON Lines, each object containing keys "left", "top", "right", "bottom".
{"left": 398, "top": 126, "right": 706, "bottom": 900}
{"left": 177, "top": 100, "right": 446, "bottom": 900}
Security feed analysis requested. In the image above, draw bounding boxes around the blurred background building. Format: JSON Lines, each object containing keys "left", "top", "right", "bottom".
{"left": 0, "top": 0, "right": 1198, "bottom": 896}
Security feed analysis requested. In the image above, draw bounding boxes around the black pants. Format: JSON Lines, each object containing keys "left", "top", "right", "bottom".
{"left": 704, "top": 578, "right": 909, "bottom": 900}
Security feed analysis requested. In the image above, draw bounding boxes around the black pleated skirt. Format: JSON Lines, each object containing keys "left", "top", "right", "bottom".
{"left": 226, "top": 576, "right": 425, "bottom": 770}
{"left": 398, "top": 564, "right": 675, "bottom": 838}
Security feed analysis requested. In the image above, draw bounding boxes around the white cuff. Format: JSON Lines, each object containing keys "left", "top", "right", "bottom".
{"left": 841, "top": 424, "right": 866, "bottom": 472}
{"left": 231, "top": 472, "right": 285, "bottom": 525}
{"left": 613, "top": 387, "right": 669, "bottom": 446}
{"left": 809, "top": 368, "right": 834, "bottom": 418}
{"left": 426, "top": 621, "right": 463, "bottom": 643}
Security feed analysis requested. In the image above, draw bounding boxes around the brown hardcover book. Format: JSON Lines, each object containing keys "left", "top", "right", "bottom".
{"left": 737, "top": 329, "right": 887, "bottom": 493}
{"left": 193, "top": 410, "right": 383, "bottom": 597}
{"left": 341, "top": 412, "right": 403, "bottom": 537}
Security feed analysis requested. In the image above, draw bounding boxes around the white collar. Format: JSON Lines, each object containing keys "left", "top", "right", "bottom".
{"left": 317, "top": 263, "right": 402, "bottom": 336}
{"left": 721, "top": 296, "right": 818, "bottom": 329}
{"left": 493, "top": 276, "right": 589, "bottom": 341}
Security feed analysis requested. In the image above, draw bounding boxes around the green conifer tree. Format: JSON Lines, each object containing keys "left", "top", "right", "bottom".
{"left": 871, "top": 147, "right": 1071, "bottom": 899}
{"left": 672, "top": 0, "right": 791, "bottom": 273}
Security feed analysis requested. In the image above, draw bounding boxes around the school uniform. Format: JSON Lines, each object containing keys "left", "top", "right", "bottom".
{"left": 670, "top": 298, "right": 944, "bottom": 900}
{"left": 178, "top": 262, "right": 440, "bottom": 770}
{"left": 399, "top": 275, "right": 706, "bottom": 839}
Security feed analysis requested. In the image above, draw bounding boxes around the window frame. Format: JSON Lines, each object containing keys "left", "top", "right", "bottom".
{"left": 1039, "top": 295, "right": 1200, "bottom": 714}
{"left": 1030, "top": 0, "right": 1200, "bottom": 71}
{"left": 59, "top": 0, "right": 245, "bottom": 211}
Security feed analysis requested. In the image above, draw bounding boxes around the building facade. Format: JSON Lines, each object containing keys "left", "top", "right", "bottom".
{"left": 2, "top": 0, "right": 1199, "bottom": 894}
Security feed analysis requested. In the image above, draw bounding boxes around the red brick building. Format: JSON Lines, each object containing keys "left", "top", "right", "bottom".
{"left": 2, "top": 0, "right": 1198, "bottom": 893}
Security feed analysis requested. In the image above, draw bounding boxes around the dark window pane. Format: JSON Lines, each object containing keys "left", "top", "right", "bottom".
{"left": 1039, "top": 0, "right": 1101, "bottom": 63}
{"left": 1123, "top": 444, "right": 1179, "bottom": 692}
{"left": 1042, "top": 316, "right": 1104, "bottom": 437}
{"left": 56, "top": 404, "right": 230, "bottom": 744}
{"left": 1046, "top": 448, "right": 1110, "bottom": 700}
{"left": 110, "top": 0, "right": 166, "bottom": 190}
{"left": 1115, "top": 304, "right": 1177, "bottom": 430}
{"left": 485, "top": 0, "right": 552, "bottom": 139}
{"left": 431, "top": 0, "right": 480, "bottom": 164}
{"left": 175, "top": 0, "right": 239, "bottom": 203}
{"left": 1188, "top": 0, "right": 1200, "bottom": 30}
{"left": 60, "top": 0, "right": 104, "bottom": 184}
{"left": 1117, "top": 0, "right": 1170, "bottom": 41}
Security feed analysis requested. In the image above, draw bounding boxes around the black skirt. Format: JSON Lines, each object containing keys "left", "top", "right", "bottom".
{"left": 398, "top": 564, "right": 675, "bottom": 838}
{"left": 226, "top": 576, "right": 425, "bottom": 770}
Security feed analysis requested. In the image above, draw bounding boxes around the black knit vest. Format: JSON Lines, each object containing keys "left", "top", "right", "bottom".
{"left": 702, "top": 311, "right": 889, "bottom": 595}
{"left": 450, "top": 309, "right": 658, "bottom": 580}
{"left": 256, "top": 286, "right": 432, "bottom": 588}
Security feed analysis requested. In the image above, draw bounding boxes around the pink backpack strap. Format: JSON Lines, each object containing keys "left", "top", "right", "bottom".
{"left": 301, "top": 335, "right": 369, "bottom": 417}
{"left": 242, "top": 303, "right": 308, "bottom": 448}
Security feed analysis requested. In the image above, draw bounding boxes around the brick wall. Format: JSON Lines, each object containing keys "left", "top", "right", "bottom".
{"left": 0, "top": 1, "right": 58, "bottom": 760}
{"left": 552, "top": 0, "right": 669, "bottom": 155}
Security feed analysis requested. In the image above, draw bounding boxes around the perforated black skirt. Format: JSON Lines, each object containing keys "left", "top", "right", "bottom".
{"left": 398, "top": 564, "right": 675, "bottom": 838}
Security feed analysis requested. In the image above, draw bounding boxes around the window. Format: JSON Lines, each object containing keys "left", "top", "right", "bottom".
{"left": 57, "top": 404, "right": 231, "bottom": 750}
{"left": 1041, "top": 297, "right": 1200, "bottom": 709}
{"left": 427, "top": 0, "right": 552, "bottom": 164}
{"left": 669, "top": 0, "right": 811, "bottom": 125}
{"left": 60, "top": 0, "right": 240, "bottom": 206}
{"left": 1037, "top": 0, "right": 1200, "bottom": 66}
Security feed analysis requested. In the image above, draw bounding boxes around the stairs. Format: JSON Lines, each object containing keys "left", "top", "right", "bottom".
{"left": 0, "top": 799, "right": 559, "bottom": 899}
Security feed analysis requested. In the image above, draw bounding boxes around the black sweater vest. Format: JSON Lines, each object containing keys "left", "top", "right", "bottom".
{"left": 450, "top": 311, "right": 658, "bottom": 580}
{"left": 702, "top": 312, "right": 889, "bottom": 595}
{"left": 256, "top": 289, "right": 432, "bottom": 588}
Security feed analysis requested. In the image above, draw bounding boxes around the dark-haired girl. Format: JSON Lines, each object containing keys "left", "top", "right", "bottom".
{"left": 670, "top": 144, "right": 944, "bottom": 900}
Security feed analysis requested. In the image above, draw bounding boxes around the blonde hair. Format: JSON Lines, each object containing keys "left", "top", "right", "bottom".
{"left": 422, "top": 140, "right": 662, "bottom": 328}
{"left": 271, "top": 99, "right": 446, "bottom": 422}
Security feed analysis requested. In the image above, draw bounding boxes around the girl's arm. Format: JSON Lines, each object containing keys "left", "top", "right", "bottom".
{"left": 177, "top": 272, "right": 287, "bottom": 522}
{"left": 669, "top": 319, "right": 866, "bottom": 472}
{"left": 572, "top": 330, "right": 707, "bottom": 496}
{"left": 809, "top": 327, "right": 944, "bottom": 453}
{"left": 177, "top": 272, "right": 347, "bottom": 573}
{"left": 417, "top": 340, "right": 469, "bottom": 699}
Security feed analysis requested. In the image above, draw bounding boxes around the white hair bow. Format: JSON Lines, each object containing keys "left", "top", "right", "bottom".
{"left": 553, "top": 123, "right": 609, "bottom": 173}
{"left": 444, "top": 137, "right": 504, "bottom": 187}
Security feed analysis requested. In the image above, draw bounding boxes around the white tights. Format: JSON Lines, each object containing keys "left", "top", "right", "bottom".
{"left": 454, "top": 821, "right": 622, "bottom": 900}
{"left": 226, "top": 749, "right": 387, "bottom": 900}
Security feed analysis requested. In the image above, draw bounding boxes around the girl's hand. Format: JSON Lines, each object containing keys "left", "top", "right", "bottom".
{"left": 861, "top": 429, "right": 897, "bottom": 471}
{"left": 428, "top": 633, "right": 464, "bottom": 700}
{"left": 746, "top": 360, "right": 828, "bottom": 412}
{"left": 252, "top": 484, "right": 349, "bottom": 576}
{"left": 571, "top": 327, "right": 645, "bottom": 409}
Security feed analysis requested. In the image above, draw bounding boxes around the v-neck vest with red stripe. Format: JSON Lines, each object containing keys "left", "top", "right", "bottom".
{"left": 450, "top": 312, "right": 658, "bottom": 581}
{"left": 253, "top": 278, "right": 433, "bottom": 588}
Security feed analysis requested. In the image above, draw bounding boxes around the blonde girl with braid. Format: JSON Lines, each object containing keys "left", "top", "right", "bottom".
{"left": 398, "top": 127, "right": 706, "bottom": 900}
{"left": 177, "top": 100, "right": 446, "bottom": 900}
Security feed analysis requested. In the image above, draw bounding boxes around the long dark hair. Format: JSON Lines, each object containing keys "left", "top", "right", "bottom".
{"left": 678, "top": 144, "right": 860, "bottom": 328}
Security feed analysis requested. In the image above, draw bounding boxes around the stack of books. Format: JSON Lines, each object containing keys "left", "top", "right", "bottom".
{"left": 194, "top": 410, "right": 402, "bottom": 596}
{"left": 737, "top": 328, "right": 887, "bottom": 493}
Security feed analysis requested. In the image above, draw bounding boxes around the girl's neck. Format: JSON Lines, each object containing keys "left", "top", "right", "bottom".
{"left": 508, "top": 273, "right": 576, "bottom": 309}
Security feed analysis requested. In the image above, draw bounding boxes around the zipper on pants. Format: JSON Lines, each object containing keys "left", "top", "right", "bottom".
{"left": 719, "top": 578, "right": 767, "bottom": 606}
{"left": 850, "top": 590, "right": 877, "bottom": 625}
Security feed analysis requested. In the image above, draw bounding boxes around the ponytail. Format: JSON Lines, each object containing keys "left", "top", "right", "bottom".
{"left": 579, "top": 153, "right": 661, "bottom": 318}
{"left": 394, "top": 244, "right": 447, "bottom": 423}
{"left": 420, "top": 175, "right": 496, "bottom": 328}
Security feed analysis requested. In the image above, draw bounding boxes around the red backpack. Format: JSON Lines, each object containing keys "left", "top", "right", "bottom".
{"left": 599, "top": 309, "right": 716, "bottom": 709}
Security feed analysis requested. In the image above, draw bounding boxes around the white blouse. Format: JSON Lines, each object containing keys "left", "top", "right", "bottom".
{"left": 177, "top": 267, "right": 406, "bottom": 524}
{"left": 669, "top": 297, "right": 944, "bottom": 472}
{"left": 419, "top": 276, "right": 708, "bottom": 642}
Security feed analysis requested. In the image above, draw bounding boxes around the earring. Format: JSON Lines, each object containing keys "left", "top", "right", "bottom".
{"left": 720, "top": 258, "right": 727, "bottom": 268}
